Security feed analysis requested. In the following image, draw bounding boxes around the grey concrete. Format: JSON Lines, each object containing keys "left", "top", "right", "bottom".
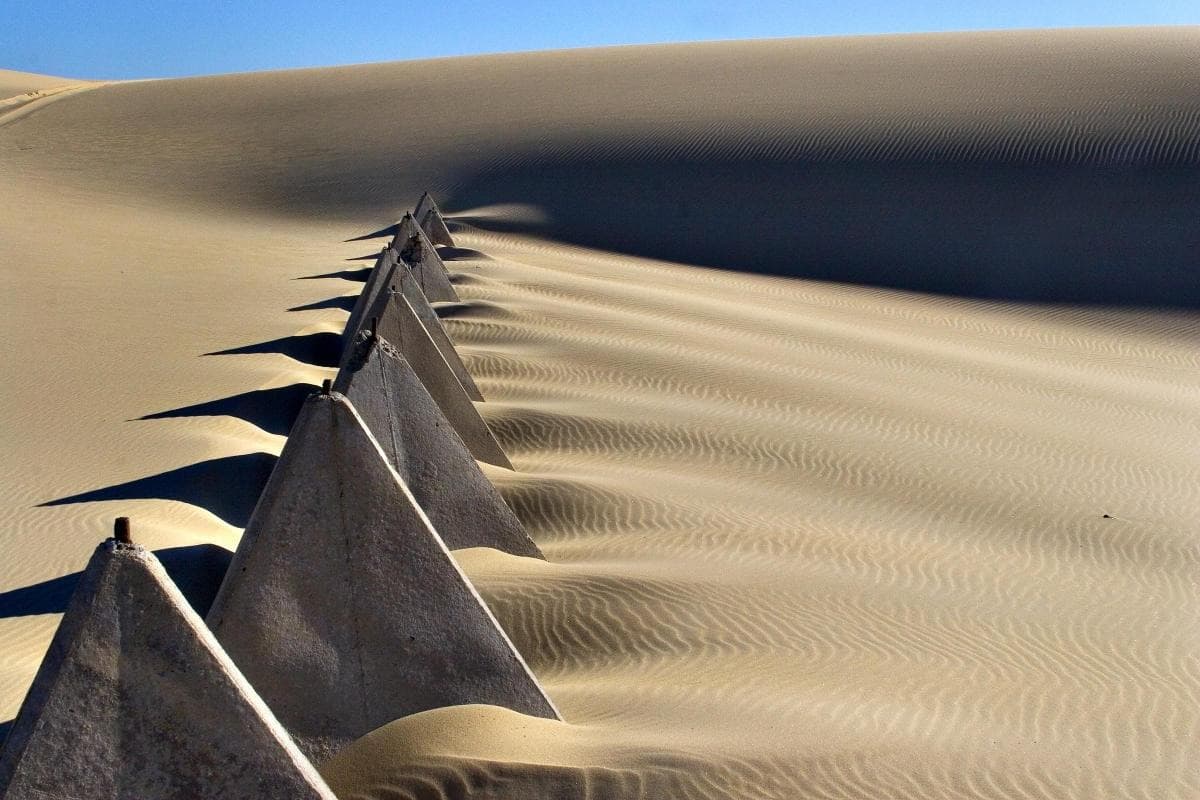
{"left": 390, "top": 214, "right": 458, "bottom": 302}
{"left": 342, "top": 245, "right": 398, "bottom": 345}
{"left": 355, "top": 284, "right": 513, "bottom": 469}
{"left": 0, "top": 539, "right": 336, "bottom": 800}
{"left": 334, "top": 331, "right": 540, "bottom": 558}
{"left": 207, "top": 393, "right": 561, "bottom": 763}
{"left": 392, "top": 256, "right": 485, "bottom": 401}
{"left": 414, "top": 191, "right": 455, "bottom": 247}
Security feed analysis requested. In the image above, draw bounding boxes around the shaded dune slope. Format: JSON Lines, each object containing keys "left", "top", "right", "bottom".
{"left": 5, "top": 28, "right": 1200, "bottom": 304}
{"left": 1, "top": 27, "right": 1198, "bottom": 800}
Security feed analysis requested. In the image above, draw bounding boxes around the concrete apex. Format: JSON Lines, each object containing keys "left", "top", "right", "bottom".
{"left": 392, "top": 214, "right": 458, "bottom": 303}
{"left": 414, "top": 191, "right": 455, "bottom": 247}
{"left": 356, "top": 283, "right": 512, "bottom": 469}
{"left": 206, "top": 393, "right": 560, "bottom": 762}
{"left": 0, "top": 538, "right": 336, "bottom": 800}
{"left": 334, "top": 330, "right": 541, "bottom": 558}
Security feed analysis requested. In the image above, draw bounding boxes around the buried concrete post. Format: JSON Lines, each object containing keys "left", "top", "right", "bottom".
{"left": 334, "top": 329, "right": 541, "bottom": 558}
{"left": 355, "top": 283, "right": 512, "bottom": 468}
{"left": 206, "top": 393, "right": 560, "bottom": 762}
{"left": 414, "top": 191, "right": 455, "bottom": 247}
{"left": 0, "top": 531, "right": 337, "bottom": 799}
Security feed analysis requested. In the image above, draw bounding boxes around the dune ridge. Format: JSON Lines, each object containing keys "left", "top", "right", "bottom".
{"left": 2, "top": 28, "right": 1198, "bottom": 799}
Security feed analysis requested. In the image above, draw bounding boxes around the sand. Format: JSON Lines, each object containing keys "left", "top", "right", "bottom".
{"left": 1, "top": 27, "right": 1198, "bottom": 799}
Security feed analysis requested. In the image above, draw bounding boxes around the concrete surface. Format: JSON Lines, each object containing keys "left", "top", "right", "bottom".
{"left": 391, "top": 214, "right": 458, "bottom": 302}
{"left": 334, "top": 331, "right": 541, "bottom": 558}
{"left": 206, "top": 393, "right": 561, "bottom": 762}
{"left": 414, "top": 191, "right": 455, "bottom": 247}
{"left": 0, "top": 539, "right": 337, "bottom": 799}
{"left": 355, "top": 285, "right": 512, "bottom": 468}
{"left": 392, "top": 256, "right": 485, "bottom": 401}
{"left": 342, "top": 245, "right": 398, "bottom": 346}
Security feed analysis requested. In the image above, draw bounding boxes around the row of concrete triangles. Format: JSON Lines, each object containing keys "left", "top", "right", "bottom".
{"left": 0, "top": 195, "right": 559, "bottom": 798}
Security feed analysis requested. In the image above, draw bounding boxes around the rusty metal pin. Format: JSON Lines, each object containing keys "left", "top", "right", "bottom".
{"left": 114, "top": 517, "right": 132, "bottom": 545}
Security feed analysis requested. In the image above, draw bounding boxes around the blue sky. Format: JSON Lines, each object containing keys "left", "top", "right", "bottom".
{"left": 4, "top": 1, "right": 1197, "bottom": 80}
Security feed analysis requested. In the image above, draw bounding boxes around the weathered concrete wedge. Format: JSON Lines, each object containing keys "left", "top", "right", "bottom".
{"left": 414, "top": 191, "right": 455, "bottom": 247}
{"left": 335, "top": 330, "right": 539, "bottom": 558}
{"left": 357, "top": 285, "right": 512, "bottom": 468}
{"left": 0, "top": 533, "right": 337, "bottom": 800}
{"left": 342, "top": 245, "right": 398, "bottom": 345}
{"left": 206, "top": 393, "right": 561, "bottom": 762}
{"left": 392, "top": 256, "right": 485, "bottom": 401}
{"left": 391, "top": 214, "right": 458, "bottom": 302}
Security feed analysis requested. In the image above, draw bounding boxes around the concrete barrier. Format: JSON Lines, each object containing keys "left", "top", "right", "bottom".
{"left": 392, "top": 254, "right": 484, "bottom": 401}
{"left": 414, "top": 190, "right": 455, "bottom": 247}
{"left": 334, "top": 330, "right": 540, "bottom": 558}
{"left": 391, "top": 214, "right": 458, "bottom": 302}
{"left": 0, "top": 534, "right": 337, "bottom": 799}
{"left": 354, "top": 283, "right": 512, "bottom": 468}
{"left": 206, "top": 393, "right": 561, "bottom": 762}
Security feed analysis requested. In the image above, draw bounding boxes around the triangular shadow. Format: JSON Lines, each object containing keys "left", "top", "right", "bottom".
{"left": 297, "top": 268, "right": 371, "bottom": 281}
{"left": 137, "top": 384, "right": 315, "bottom": 437}
{"left": 344, "top": 224, "right": 398, "bottom": 242}
{"left": 0, "top": 543, "right": 233, "bottom": 620}
{"left": 437, "top": 246, "right": 491, "bottom": 262}
{"left": 205, "top": 332, "right": 343, "bottom": 368}
{"left": 38, "top": 453, "right": 277, "bottom": 528}
{"left": 287, "top": 296, "right": 356, "bottom": 313}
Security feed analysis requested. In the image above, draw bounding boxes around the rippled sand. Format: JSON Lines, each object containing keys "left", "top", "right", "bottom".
{"left": 2, "top": 29, "right": 1199, "bottom": 799}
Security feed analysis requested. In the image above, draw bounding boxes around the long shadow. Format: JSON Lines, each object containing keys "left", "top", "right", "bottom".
{"left": 297, "top": 267, "right": 371, "bottom": 281}
{"left": 345, "top": 224, "right": 398, "bottom": 242}
{"left": 39, "top": 453, "right": 277, "bottom": 528}
{"left": 437, "top": 246, "right": 491, "bottom": 262}
{"left": 0, "top": 544, "right": 233, "bottom": 621}
{"left": 445, "top": 155, "right": 1200, "bottom": 309}
{"left": 205, "top": 332, "right": 344, "bottom": 368}
{"left": 137, "top": 384, "right": 315, "bottom": 437}
{"left": 287, "top": 296, "right": 356, "bottom": 313}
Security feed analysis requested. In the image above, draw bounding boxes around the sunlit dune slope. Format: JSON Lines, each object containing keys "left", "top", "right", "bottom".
{"left": 1, "top": 27, "right": 1198, "bottom": 800}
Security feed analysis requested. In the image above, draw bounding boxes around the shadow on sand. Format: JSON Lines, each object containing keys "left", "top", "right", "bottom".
{"left": 0, "top": 543, "right": 233, "bottom": 621}
{"left": 39, "top": 453, "right": 277, "bottom": 529}
{"left": 205, "top": 332, "right": 344, "bottom": 368}
{"left": 137, "top": 384, "right": 315, "bottom": 437}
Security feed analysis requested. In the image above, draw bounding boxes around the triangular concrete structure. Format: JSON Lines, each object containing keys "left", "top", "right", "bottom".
{"left": 334, "top": 331, "right": 540, "bottom": 558}
{"left": 0, "top": 537, "right": 336, "bottom": 800}
{"left": 391, "top": 214, "right": 458, "bottom": 302}
{"left": 414, "top": 191, "right": 455, "bottom": 247}
{"left": 392, "top": 256, "right": 485, "bottom": 401}
{"left": 207, "top": 393, "right": 560, "bottom": 763}
{"left": 355, "top": 284, "right": 512, "bottom": 469}
{"left": 342, "top": 245, "right": 398, "bottom": 345}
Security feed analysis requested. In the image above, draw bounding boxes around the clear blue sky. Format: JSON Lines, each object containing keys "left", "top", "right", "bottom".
{"left": 4, "top": 1, "right": 1197, "bottom": 80}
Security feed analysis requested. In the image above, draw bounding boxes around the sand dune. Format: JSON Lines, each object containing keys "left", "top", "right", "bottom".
{"left": 1, "top": 27, "right": 1198, "bottom": 799}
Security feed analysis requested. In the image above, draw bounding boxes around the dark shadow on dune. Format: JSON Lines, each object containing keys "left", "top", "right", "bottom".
{"left": 345, "top": 224, "right": 398, "bottom": 242}
{"left": 448, "top": 158, "right": 1200, "bottom": 309}
{"left": 346, "top": 252, "right": 389, "bottom": 262}
{"left": 0, "top": 544, "right": 233, "bottom": 621}
{"left": 39, "top": 453, "right": 277, "bottom": 528}
{"left": 297, "top": 267, "right": 371, "bottom": 281}
{"left": 205, "top": 332, "right": 344, "bottom": 368}
{"left": 437, "top": 246, "right": 492, "bottom": 262}
{"left": 287, "top": 296, "right": 356, "bottom": 313}
{"left": 137, "top": 384, "right": 314, "bottom": 436}
{"left": 0, "top": 720, "right": 10, "bottom": 745}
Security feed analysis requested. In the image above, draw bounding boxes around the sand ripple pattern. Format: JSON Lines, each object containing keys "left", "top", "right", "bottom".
{"left": 325, "top": 229, "right": 1200, "bottom": 799}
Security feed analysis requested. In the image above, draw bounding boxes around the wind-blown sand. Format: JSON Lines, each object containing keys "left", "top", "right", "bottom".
{"left": 1, "top": 27, "right": 1198, "bottom": 798}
